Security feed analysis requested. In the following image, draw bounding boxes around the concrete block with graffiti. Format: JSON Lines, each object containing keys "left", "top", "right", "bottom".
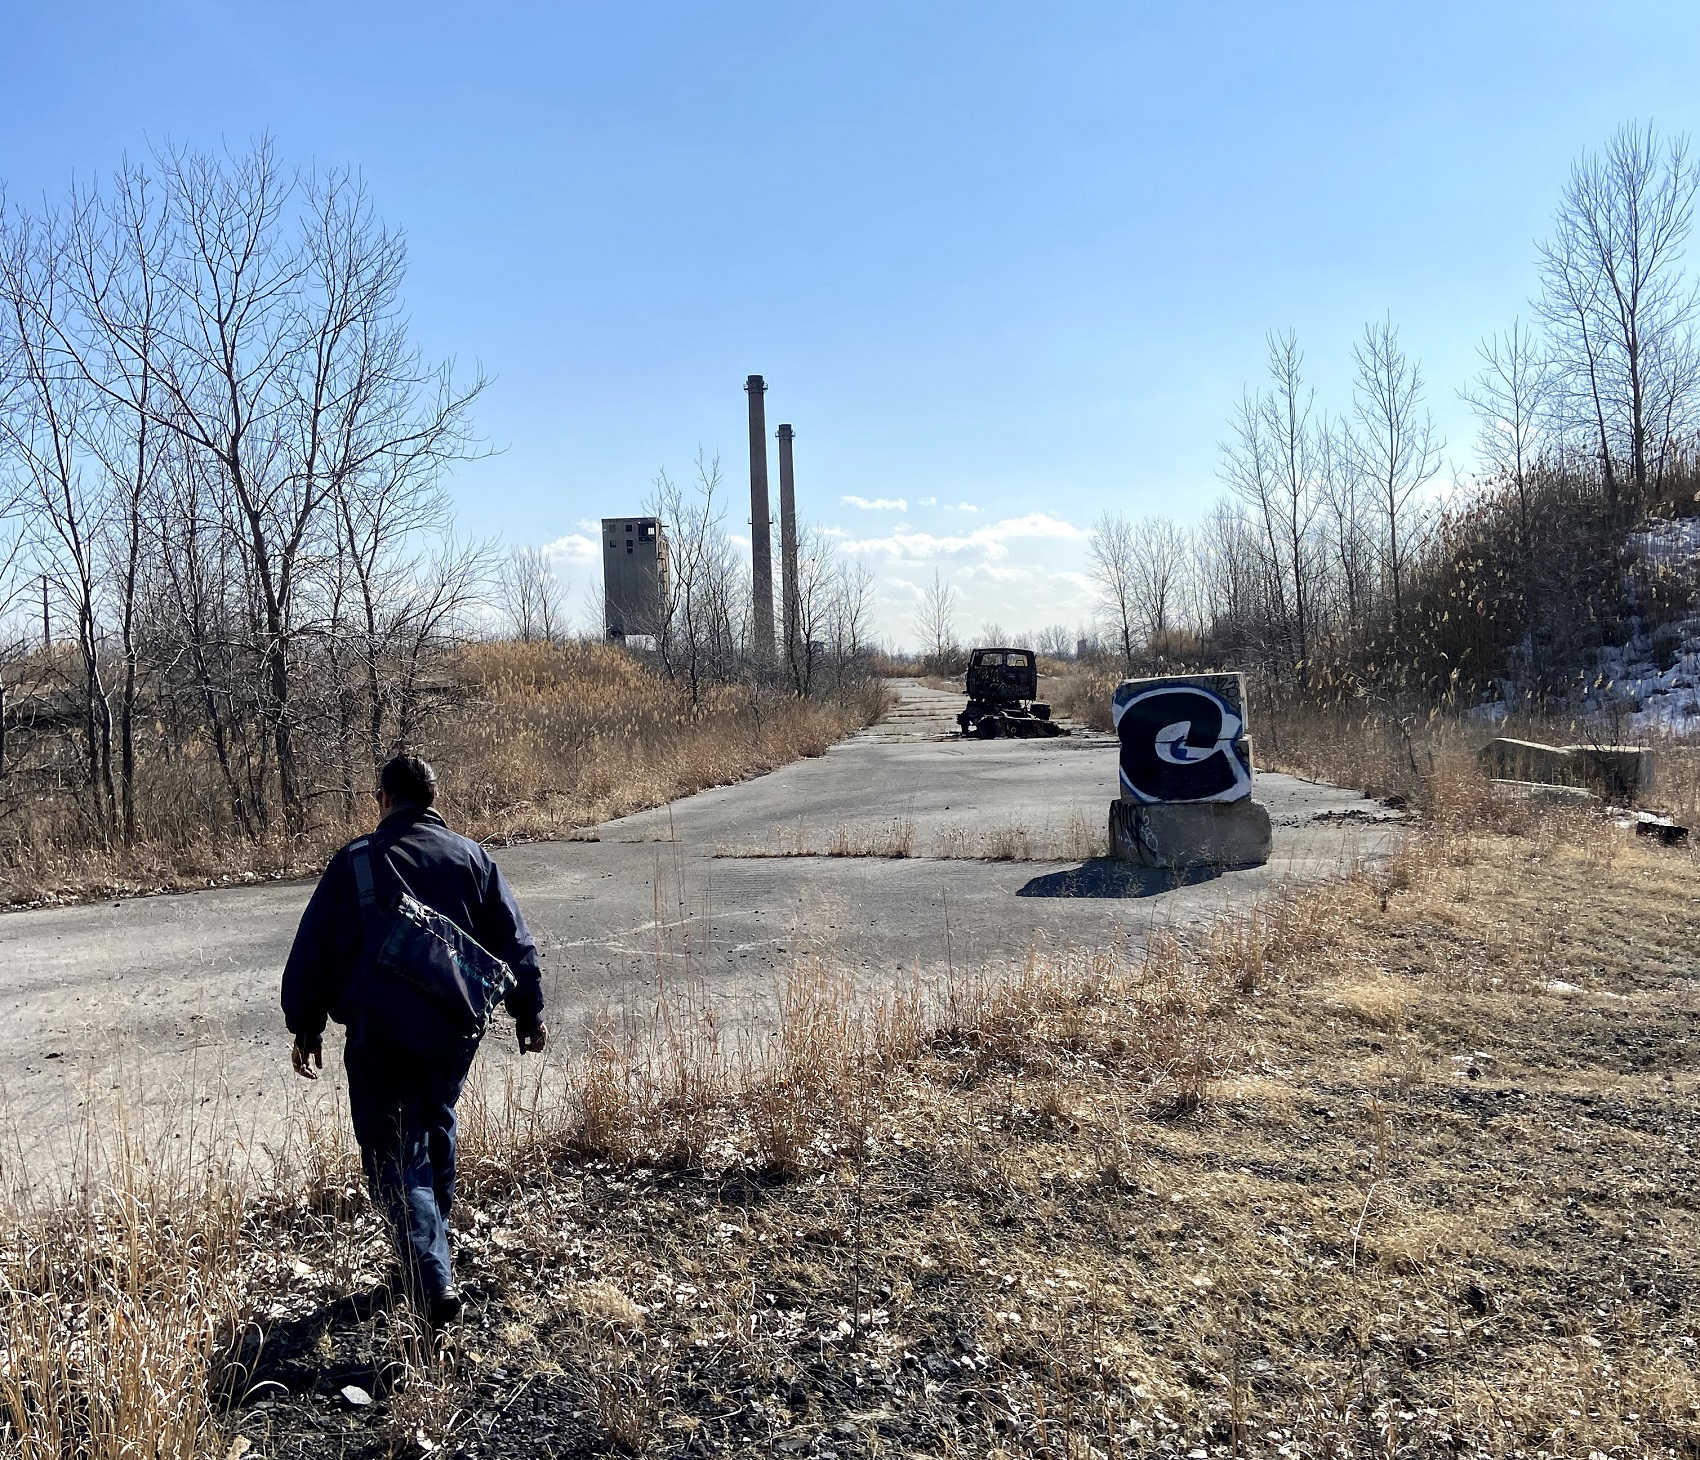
{"left": 1106, "top": 673, "right": 1272, "bottom": 869}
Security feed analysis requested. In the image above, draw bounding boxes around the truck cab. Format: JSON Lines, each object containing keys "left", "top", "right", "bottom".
{"left": 957, "top": 647, "right": 1066, "bottom": 738}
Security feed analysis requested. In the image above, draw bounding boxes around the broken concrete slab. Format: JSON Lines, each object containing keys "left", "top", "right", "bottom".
{"left": 1487, "top": 778, "right": 1602, "bottom": 809}
{"left": 1477, "top": 738, "right": 1653, "bottom": 801}
{"left": 1107, "top": 673, "right": 1274, "bottom": 870}
{"left": 1107, "top": 798, "right": 1274, "bottom": 870}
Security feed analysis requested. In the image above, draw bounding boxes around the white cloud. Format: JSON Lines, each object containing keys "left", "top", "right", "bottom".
{"left": 841, "top": 494, "right": 908, "bottom": 511}
{"left": 840, "top": 511, "right": 1086, "bottom": 562}
{"left": 916, "top": 496, "right": 977, "bottom": 512}
{"left": 958, "top": 563, "right": 1094, "bottom": 591}
{"left": 543, "top": 532, "right": 599, "bottom": 565}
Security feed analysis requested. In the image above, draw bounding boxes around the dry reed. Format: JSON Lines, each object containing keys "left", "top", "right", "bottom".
{"left": 0, "top": 866, "right": 1281, "bottom": 1456}
{"left": 0, "top": 642, "right": 885, "bottom": 908}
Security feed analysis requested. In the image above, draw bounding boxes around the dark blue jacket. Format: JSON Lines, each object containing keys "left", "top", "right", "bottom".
{"left": 281, "top": 805, "right": 544, "bottom": 1044}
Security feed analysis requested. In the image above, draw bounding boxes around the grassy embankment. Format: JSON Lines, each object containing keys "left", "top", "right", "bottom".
{"left": 2, "top": 715, "right": 1697, "bottom": 1458}
{"left": 0, "top": 641, "right": 884, "bottom": 908}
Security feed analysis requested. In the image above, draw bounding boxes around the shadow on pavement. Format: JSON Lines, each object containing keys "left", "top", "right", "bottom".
{"left": 1016, "top": 859, "right": 1224, "bottom": 899}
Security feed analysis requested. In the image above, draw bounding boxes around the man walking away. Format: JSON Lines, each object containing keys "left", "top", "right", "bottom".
{"left": 282, "top": 754, "right": 548, "bottom": 1326}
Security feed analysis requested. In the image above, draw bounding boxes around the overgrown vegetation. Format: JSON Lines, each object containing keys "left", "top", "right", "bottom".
{"left": 912, "top": 124, "right": 1700, "bottom": 731}
{"left": 0, "top": 145, "right": 881, "bottom": 908}
{"left": 3, "top": 738, "right": 1696, "bottom": 1457}
{"left": 0, "top": 640, "right": 885, "bottom": 906}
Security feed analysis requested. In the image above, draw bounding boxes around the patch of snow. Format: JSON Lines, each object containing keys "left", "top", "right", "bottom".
{"left": 1593, "top": 516, "right": 1700, "bottom": 735}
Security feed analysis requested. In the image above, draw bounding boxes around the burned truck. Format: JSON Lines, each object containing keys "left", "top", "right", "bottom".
{"left": 957, "top": 647, "right": 1069, "bottom": 739}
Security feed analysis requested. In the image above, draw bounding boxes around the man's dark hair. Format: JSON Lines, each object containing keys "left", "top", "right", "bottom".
{"left": 379, "top": 754, "right": 438, "bottom": 807}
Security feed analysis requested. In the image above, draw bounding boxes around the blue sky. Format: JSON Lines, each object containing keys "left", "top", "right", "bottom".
{"left": 5, "top": 2, "right": 1700, "bottom": 645}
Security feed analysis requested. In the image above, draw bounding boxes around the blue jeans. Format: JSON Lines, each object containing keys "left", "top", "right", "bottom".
{"left": 345, "top": 1035, "right": 470, "bottom": 1302}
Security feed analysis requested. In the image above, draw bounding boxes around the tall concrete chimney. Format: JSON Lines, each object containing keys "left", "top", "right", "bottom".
{"left": 777, "top": 423, "right": 799, "bottom": 672}
{"left": 745, "top": 375, "right": 775, "bottom": 664}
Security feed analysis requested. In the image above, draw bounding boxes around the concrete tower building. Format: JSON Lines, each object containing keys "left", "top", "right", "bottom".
{"left": 602, "top": 516, "right": 668, "bottom": 641}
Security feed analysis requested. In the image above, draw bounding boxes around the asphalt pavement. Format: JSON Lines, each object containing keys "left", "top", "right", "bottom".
{"left": 0, "top": 681, "right": 1398, "bottom": 1189}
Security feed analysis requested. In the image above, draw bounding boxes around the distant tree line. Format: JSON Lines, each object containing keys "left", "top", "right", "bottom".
{"left": 0, "top": 141, "right": 492, "bottom": 848}
{"left": 1083, "top": 120, "right": 1700, "bottom": 715}
{"left": 0, "top": 140, "right": 887, "bottom": 862}
{"left": 647, "top": 452, "right": 877, "bottom": 702}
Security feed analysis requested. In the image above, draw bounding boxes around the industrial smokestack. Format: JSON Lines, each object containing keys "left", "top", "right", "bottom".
{"left": 777, "top": 423, "right": 799, "bottom": 674}
{"left": 745, "top": 375, "right": 775, "bottom": 664}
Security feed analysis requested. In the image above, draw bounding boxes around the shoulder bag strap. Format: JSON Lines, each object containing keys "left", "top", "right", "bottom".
{"left": 348, "top": 838, "right": 379, "bottom": 912}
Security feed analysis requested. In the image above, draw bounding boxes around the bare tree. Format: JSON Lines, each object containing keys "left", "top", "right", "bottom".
{"left": 0, "top": 202, "right": 118, "bottom": 837}
{"left": 1537, "top": 121, "right": 1700, "bottom": 514}
{"left": 789, "top": 525, "right": 838, "bottom": 694}
{"left": 117, "top": 143, "right": 484, "bottom": 831}
{"left": 1130, "top": 515, "right": 1184, "bottom": 655}
{"left": 1034, "top": 623, "right": 1074, "bottom": 660}
{"left": 0, "top": 462, "right": 33, "bottom": 782}
{"left": 827, "top": 555, "right": 875, "bottom": 689}
{"left": 497, "top": 545, "right": 566, "bottom": 644}
{"left": 1087, "top": 512, "right": 1138, "bottom": 669}
{"left": 1220, "top": 389, "right": 1290, "bottom": 668}
{"left": 1317, "top": 416, "right": 1372, "bottom": 632}
{"left": 1220, "top": 331, "right": 1319, "bottom": 681}
{"left": 1260, "top": 332, "right": 1319, "bottom": 679}
{"left": 652, "top": 452, "right": 745, "bottom": 703}
{"left": 1462, "top": 319, "right": 1555, "bottom": 688}
{"left": 0, "top": 142, "right": 494, "bottom": 854}
{"left": 390, "top": 536, "right": 491, "bottom": 752}
{"left": 914, "top": 568, "right": 958, "bottom": 668}
{"left": 1197, "top": 499, "right": 1263, "bottom": 659}
{"left": 1352, "top": 316, "right": 1442, "bottom": 635}
{"left": 62, "top": 160, "right": 172, "bottom": 841}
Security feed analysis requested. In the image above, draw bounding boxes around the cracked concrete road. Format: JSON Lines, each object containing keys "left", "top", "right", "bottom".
{"left": 0, "top": 681, "right": 1399, "bottom": 1187}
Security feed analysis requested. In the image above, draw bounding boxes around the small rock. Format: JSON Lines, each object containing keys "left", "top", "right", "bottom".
{"left": 340, "top": 1384, "right": 373, "bottom": 1407}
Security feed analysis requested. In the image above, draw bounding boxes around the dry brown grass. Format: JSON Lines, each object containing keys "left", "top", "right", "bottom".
{"left": 931, "top": 808, "right": 1106, "bottom": 861}
{"left": 0, "top": 642, "right": 885, "bottom": 908}
{"left": 720, "top": 809, "right": 1107, "bottom": 862}
{"left": 210, "top": 815, "right": 1694, "bottom": 1458}
{"left": 7, "top": 751, "right": 1700, "bottom": 1456}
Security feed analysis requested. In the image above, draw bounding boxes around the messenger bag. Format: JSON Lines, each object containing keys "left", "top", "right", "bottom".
{"left": 348, "top": 837, "right": 517, "bottom": 1061}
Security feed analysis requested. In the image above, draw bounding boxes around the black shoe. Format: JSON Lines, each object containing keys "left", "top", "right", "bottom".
{"left": 428, "top": 1287, "right": 464, "bottom": 1327}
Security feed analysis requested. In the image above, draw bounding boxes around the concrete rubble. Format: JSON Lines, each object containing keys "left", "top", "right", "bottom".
{"left": 1487, "top": 778, "right": 1602, "bottom": 809}
{"left": 1477, "top": 737, "right": 1654, "bottom": 802}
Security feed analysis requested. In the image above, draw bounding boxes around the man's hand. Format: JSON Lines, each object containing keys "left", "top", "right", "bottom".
{"left": 518, "top": 1019, "right": 548, "bottom": 1054}
{"left": 291, "top": 1035, "right": 323, "bottom": 1080}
